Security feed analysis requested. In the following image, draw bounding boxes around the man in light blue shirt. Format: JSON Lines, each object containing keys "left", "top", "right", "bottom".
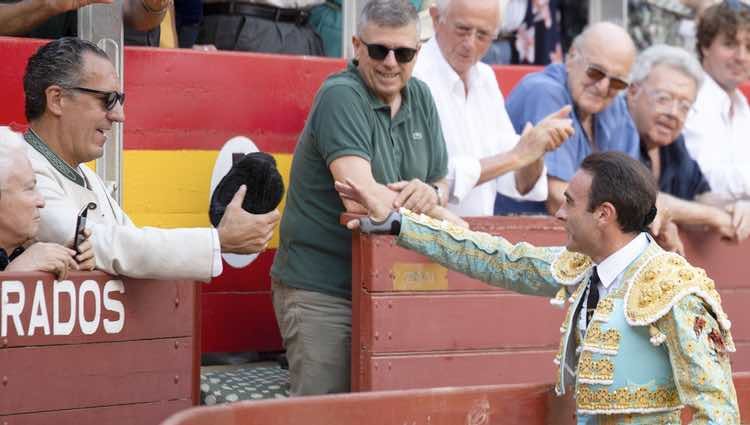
{"left": 497, "top": 22, "right": 640, "bottom": 215}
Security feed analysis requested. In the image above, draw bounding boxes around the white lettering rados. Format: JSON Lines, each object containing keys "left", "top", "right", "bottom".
{"left": 53, "top": 280, "right": 76, "bottom": 336}
{"left": 1, "top": 280, "right": 25, "bottom": 337}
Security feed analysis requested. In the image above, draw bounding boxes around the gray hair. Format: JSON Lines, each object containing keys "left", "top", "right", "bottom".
{"left": 0, "top": 129, "right": 28, "bottom": 198}
{"left": 357, "top": 0, "right": 420, "bottom": 39}
{"left": 24, "top": 37, "right": 110, "bottom": 121}
{"left": 630, "top": 44, "right": 704, "bottom": 88}
{"left": 434, "top": 0, "right": 503, "bottom": 32}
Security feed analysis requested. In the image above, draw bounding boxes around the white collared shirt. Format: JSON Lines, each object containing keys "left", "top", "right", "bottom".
{"left": 577, "top": 233, "right": 650, "bottom": 336}
{"left": 683, "top": 73, "right": 750, "bottom": 201}
{"left": 412, "top": 37, "right": 547, "bottom": 217}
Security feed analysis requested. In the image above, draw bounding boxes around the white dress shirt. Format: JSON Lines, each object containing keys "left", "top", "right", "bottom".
{"left": 577, "top": 232, "right": 650, "bottom": 337}
{"left": 683, "top": 73, "right": 750, "bottom": 201}
{"left": 413, "top": 37, "right": 547, "bottom": 217}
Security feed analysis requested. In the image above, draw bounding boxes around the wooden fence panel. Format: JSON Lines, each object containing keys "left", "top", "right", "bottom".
{"left": 0, "top": 272, "right": 199, "bottom": 424}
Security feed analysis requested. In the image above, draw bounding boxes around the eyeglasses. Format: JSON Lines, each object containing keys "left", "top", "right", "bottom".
{"left": 360, "top": 40, "right": 418, "bottom": 63}
{"left": 584, "top": 64, "right": 630, "bottom": 91}
{"left": 67, "top": 86, "right": 125, "bottom": 111}
{"left": 450, "top": 22, "right": 494, "bottom": 43}
{"left": 644, "top": 89, "right": 694, "bottom": 118}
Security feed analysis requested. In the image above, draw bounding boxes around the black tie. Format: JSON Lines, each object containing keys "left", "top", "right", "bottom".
{"left": 586, "top": 267, "right": 600, "bottom": 327}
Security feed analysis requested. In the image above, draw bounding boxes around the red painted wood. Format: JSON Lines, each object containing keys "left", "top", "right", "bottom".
{"left": 200, "top": 293, "right": 281, "bottom": 353}
{"left": 161, "top": 383, "right": 554, "bottom": 425}
{"left": 2, "top": 400, "right": 192, "bottom": 425}
{"left": 160, "top": 374, "right": 750, "bottom": 425}
{"left": 0, "top": 337, "right": 193, "bottom": 415}
{"left": 1, "top": 272, "right": 194, "bottom": 347}
{"left": 364, "top": 350, "right": 558, "bottom": 391}
{"left": 202, "top": 250, "right": 275, "bottom": 293}
{"left": 363, "top": 292, "right": 563, "bottom": 352}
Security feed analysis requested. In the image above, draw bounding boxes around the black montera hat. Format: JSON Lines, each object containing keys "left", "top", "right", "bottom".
{"left": 209, "top": 152, "right": 284, "bottom": 227}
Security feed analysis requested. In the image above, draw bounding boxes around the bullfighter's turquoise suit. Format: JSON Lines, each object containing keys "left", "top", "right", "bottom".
{"left": 395, "top": 209, "right": 739, "bottom": 425}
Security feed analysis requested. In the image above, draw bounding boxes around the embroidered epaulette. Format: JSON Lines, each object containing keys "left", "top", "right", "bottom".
{"left": 624, "top": 253, "right": 734, "bottom": 349}
{"left": 550, "top": 250, "right": 593, "bottom": 285}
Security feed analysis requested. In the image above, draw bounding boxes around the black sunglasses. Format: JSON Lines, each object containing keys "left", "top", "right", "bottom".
{"left": 68, "top": 86, "right": 126, "bottom": 111}
{"left": 360, "top": 40, "right": 418, "bottom": 63}
{"left": 584, "top": 65, "right": 629, "bottom": 91}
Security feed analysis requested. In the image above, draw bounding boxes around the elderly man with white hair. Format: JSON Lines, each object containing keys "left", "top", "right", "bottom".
{"left": 412, "top": 0, "right": 574, "bottom": 217}
{"left": 0, "top": 129, "right": 95, "bottom": 276}
{"left": 625, "top": 43, "right": 750, "bottom": 246}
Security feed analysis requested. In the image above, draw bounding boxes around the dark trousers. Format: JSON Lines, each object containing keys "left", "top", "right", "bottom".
{"left": 198, "top": 14, "right": 324, "bottom": 55}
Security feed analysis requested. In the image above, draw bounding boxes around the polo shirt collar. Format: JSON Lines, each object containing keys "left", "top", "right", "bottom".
{"left": 595, "top": 232, "right": 650, "bottom": 289}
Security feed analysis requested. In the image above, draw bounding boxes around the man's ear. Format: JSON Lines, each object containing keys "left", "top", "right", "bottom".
{"left": 596, "top": 202, "right": 617, "bottom": 227}
{"left": 429, "top": 6, "right": 440, "bottom": 28}
{"left": 45, "top": 85, "right": 65, "bottom": 117}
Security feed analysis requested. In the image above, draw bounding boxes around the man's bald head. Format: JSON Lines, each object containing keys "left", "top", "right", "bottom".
{"left": 565, "top": 22, "right": 637, "bottom": 118}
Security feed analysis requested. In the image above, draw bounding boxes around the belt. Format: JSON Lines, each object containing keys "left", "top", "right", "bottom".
{"left": 204, "top": 3, "right": 310, "bottom": 24}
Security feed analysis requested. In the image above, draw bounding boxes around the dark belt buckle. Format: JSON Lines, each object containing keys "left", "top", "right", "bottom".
{"left": 295, "top": 10, "right": 308, "bottom": 25}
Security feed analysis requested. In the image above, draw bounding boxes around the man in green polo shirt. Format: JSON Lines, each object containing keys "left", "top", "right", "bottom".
{"left": 270, "top": 0, "right": 457, "bottom": 396}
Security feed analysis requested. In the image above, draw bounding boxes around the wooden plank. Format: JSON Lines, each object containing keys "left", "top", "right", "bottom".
{"left": 161, "top": 383, "right": 554, "bottom": 425}
{"left": 361, "top": 289, "right": 750, "bottom": 353}
{"left": 200, "top": 293, "right": 281, "bottom": 353}
{"left": 0, "top": 273, "right": 195, "bottom": 347}
{"left": 1, "top": 399, "right": 191, "bottom": 425}
{"left": 0, "top": 337, "right": 193, "bottom": 415}
{"left": 363, "top": 349, "right": 558, "bottom": 391}
{"left": 363, "top": 292, "right": 563, "bottom": 352}
{"left": 359, "top": 341, "right": 750, "bottom": 392}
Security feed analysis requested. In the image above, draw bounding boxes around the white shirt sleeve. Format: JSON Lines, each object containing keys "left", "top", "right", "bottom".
{"left": 211, "top": 228, "right": 223, "bottom": 277}
{"left": 494, "top": 164, "right": 549, "bottom": 201}
{"left": 446, "top": 155, "right": 482, "bottom": 204}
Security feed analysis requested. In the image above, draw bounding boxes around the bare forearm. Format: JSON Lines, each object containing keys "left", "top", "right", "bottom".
{"left": 123, "top": 0, "right": 166, "bottom": 31}
{"left": 342, "top": 182, "right": 397, "bottom": 214}
{"left": 0, "top": 0, "right": 59, "bottom": 35}
{"left": 659, "top": 192, "right": 729, "bottom": 228}
{"left": 514, "top": 158, "right": 544, "bottom": 195}
{"left": 477, "top": 150, "right": 524, "bottom": 186}
{"left": 545, "top": 177, "right": 567, "bottom": 215}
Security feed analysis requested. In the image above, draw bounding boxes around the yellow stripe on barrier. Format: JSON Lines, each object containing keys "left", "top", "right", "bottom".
{"left": 121, "top": 150, "right": 292, "bottom": 249}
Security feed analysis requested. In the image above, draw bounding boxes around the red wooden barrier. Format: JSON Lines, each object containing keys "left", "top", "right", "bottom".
{"left": 160, "top": 374, "right": 750, "bottom": 425}
{"left": 0, "top": 271, "right": 199, "bottom": 425}
{"left": 351, "top": 216, "right": 750, "bottom": 392}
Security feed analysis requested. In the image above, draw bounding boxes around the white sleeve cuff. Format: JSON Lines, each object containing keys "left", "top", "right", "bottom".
{"left": 447, "top": 156, "right": 481, "bottom": 204}
{"left": 495, "top": 165, "right": 548, "bottom": 201}
{"left": 210, "top": 228, "right": 223, "bottom": 278}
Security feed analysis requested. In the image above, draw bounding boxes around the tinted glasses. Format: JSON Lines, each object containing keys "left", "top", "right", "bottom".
{"left": 360, "top": 40, "right": 418, "bottom": 63}
{"left": 68, "top": 87, "right": 126, "bottom": 111}
{"left": 584, "top": 64, "right": 630, "bottom": 91}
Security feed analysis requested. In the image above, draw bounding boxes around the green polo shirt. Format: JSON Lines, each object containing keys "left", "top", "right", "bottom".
{"left": 270, "top": 61, "right": 448, "bottom": 299}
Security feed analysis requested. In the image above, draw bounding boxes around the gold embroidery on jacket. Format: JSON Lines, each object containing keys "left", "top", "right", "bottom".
{"left": 577, "top": 351, "right": 615, "bottom": 384}
{"left": 582, "top": 322, "right": 621, "bottom": 355}
{"left": 576, "top": 386, "right": 682, "bottom": 414}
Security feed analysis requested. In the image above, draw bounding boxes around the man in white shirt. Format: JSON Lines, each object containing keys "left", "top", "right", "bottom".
{"left": 7, "top": 37, "right": 280, "bottom": 282}
{"left": 412, "top": 0, "right": 574, "bottom": 217}
{"left": 684, "top": 2, "right": 750, "bottom": 205}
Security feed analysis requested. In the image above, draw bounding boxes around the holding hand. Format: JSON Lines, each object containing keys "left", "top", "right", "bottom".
{"left": 6, "top": 242, "right": 79, "bottom": 279}
{"left": 726, "top": 201, "right": 750, "bottom": 242}
{"left": 49, "top": 0, "right": 114, "bottom": 14}
{"left": 336, "top": 179, "right": 393, "bottom": 229}
{"left": 218, "top": 185, "right": 281, "bottom": 254}
{"left": 75, "top": 228, "right": 96, "bottom": 271}
{"left": 388, "top": 179, "right": 438, "bottom": 214}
